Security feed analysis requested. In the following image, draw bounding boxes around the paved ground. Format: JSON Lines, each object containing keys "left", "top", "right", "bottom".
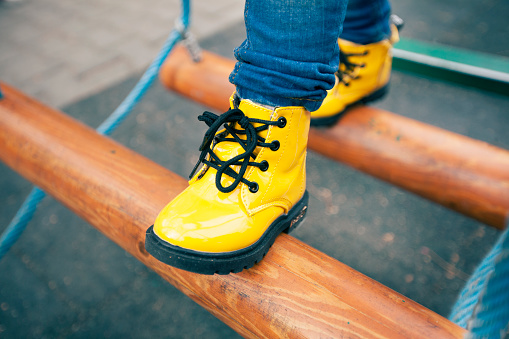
{"left": 1, "top": 0, "right": 508, "bottom": 338}
{"left": 0, "top": 0, "right": 244, "bottom": 108}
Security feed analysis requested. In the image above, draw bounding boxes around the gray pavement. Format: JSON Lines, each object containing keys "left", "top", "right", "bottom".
{"left": 1, "top": 0, "right": 509, "bottom": 338}
{"left": 0, "top": 0, "right": 244, "bottom": 108}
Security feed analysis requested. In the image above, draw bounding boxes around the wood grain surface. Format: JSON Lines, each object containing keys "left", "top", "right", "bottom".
{"left": 0, "top": 82, "right": 465, "bottom": 338}
{"left": 160, "top": 44, "right": 509, "bottom": 229}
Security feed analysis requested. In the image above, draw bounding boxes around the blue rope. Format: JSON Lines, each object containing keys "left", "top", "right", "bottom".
{"left": 449, "top": 234, "right": 505, "bottom": 327}
{"left": 97, "top": 0, "right": 190, "bottom": 135}
{"left": 0, "top": 187, "right": 46, "bottom": 259}
{"left": 1, "top": 1, "right": 509, "bottom": 335}
{"left": 450, "top": 222, "right": 509, "bottom": 338}
{"left": 0, "top": 0, "right": 191, "bottom": 260}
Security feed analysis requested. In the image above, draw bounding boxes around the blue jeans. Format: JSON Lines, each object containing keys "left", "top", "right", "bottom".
{"left": 229, "top": 0, "right": 391, "bottom": 112}
{"left": 342, "top": 0, "right": 391, "bottom": 45}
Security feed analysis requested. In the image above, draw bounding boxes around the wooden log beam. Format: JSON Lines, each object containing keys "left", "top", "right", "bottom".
{"left": 160, "top": 44, "right": 509, "bottom": 229}
{"left": 0, "top": 82, "right": 464, "bottom": 338}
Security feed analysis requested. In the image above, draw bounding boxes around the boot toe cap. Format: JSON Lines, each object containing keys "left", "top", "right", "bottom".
{"left": 153, "top": 186, "right": 284, "bottom": 253}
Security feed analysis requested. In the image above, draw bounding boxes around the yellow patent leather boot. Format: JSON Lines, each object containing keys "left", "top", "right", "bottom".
{"left": 311, "top": 25, "right": 399, "bottom": 126}
{"left": 145, "top": 95, "right": 310, "bottom": 274}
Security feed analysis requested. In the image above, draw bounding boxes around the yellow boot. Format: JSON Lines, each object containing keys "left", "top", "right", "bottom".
{"left": 145, "top": 95, "right": 310, "bottom": 274}
{"left": 311, "top": 25, "right": 399, "bottom": 126}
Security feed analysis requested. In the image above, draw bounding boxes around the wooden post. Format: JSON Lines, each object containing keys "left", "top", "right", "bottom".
{"left": 160, "top": 45, "right": 509, "bottom": 229}
{"left": 0, "top": 83, "right": 465, "bottom": 338}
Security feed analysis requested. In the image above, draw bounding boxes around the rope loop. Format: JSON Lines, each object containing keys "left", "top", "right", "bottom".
{"left": 175, "top": 17, "right": 202, "bottom": 62}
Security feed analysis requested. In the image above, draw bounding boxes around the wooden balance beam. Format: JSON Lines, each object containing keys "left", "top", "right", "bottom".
{"left": 0, "top": 83, "right": 465, "bottom": 337}
{"left": 160, "top": 44, "right": 509, "bottom": 230}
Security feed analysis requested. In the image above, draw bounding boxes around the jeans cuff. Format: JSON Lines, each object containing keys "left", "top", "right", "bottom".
{"left": 236, "top": 87, "right": 323, "bottom": 112}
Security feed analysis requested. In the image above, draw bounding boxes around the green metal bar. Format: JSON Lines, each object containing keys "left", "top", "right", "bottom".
{"left": 393, "top": 38, "right": 509, "bottom": 96}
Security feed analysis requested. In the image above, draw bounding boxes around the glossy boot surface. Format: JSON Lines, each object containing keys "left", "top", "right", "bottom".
{"left": 311, "top": 25, "right": 399, "bottom": 126}
{"left": 145, "top": 97, "right": 310, "bottom": 274}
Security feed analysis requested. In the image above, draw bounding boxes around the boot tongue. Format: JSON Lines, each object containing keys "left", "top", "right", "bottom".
{"left": 238, "top": 99, "right": 274, "bottom": 121}
{"left": 214, "top": 140, "right": 246, "bottom": 162}
{"left": 213, "top": 99, "right": 274, "bottom": 170}
{"left": 200, "top": 99, "right": 274, "bottom": 189}
{"left": 236, "top": 99, "right": 274, "bottom": 153}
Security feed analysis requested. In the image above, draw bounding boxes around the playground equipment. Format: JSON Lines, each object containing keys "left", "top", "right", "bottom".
{"left": 160, "top": 45, "right": 509, "bottom": 230}
{"left": 158, "top": 44, "right": 509, "bottom": 339}
{"left": 0, "top": 83, "right": 465, "bottom": 338}
{"left": 1, "top": 0, "right": 509, "bottom": 336}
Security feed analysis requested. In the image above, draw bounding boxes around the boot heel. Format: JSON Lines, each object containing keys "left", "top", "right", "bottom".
{"left": 284, "top": 205, "right": 308, "bottom": 234}
{"left": 361, "top": 84, "right": 389, "bottom": 104}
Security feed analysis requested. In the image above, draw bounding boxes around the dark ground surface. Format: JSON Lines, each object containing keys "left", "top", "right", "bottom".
{"left": 1, "top": 1, "right": 509, "bottom": 338}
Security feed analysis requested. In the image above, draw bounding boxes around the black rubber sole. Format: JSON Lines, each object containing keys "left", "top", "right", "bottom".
{"left": 310, "top": 84, "right": 389, "bottom": 127}
{"left": 145, "top": 191, "right": 309, "bottom": 275}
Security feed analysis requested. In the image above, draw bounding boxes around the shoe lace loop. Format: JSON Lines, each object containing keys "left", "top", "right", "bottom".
{"left": 190, "top": 108, "right": 282, "bottom": 194}
{"left": 336, "top": 50, "right": 368, "bottom": 86}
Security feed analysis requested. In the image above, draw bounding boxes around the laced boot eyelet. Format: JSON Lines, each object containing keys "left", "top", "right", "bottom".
{"left": 249, "top": 182, "right": 259, "bottom": 193}
{"left": 260, "top": 160, "right": 269, "bottom": 172}
{"left": 277, "top": 117, "right": 287, "bottom": 128}
{"left": 270, "top": 140, "right": 280, "bottom": 151}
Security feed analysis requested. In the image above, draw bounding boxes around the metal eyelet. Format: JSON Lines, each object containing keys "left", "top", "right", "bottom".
{"left": 260, "top": 160, "right": 269, "bottom": 172}
{"left": 270, "top": 140, "right": 280, "bottom": 151}
{"left": 249, "top": 182, "right": 259, "bottom": 193}
{"left": 277, "top": 117, "right": 287, "bottom": 128}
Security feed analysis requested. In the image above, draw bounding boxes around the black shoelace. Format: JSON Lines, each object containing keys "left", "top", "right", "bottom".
{"left": 189, "top": 108, "right": 287, "bottom": 194}
{"left": 336, "top": 50, "right": 369, "bottom": 86}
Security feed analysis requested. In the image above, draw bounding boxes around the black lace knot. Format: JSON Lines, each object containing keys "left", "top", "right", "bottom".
{"left": 189, "top": 107, "right": 283, "bottom": 194}
{"left": 239, "top": 116, "right": 250, "bottom": 129}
